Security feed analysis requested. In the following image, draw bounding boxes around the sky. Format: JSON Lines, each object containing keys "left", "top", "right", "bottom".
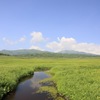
{"left": 0, "top": 0, "right": 100, "bottom": 54}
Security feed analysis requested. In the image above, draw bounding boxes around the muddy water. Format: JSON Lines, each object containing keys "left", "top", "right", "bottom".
{"left": 3, "top": 72, "right": 52, "bottom": 100}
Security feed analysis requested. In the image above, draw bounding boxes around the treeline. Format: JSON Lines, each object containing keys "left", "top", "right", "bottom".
{"left": 14, "top": 52, "right": 99, "bottom": 58}
{"left": 0, "top": 53, "right": 9, "bottom": 56}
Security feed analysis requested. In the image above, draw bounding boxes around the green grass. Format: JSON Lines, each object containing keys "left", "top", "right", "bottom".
{"left": 50, "top": 58, "right": 100, "bottom": 100}
{"left": 0, "top": 56, "right": 100, "bottom": 100}
{"left": 0, "top": 56, "right": 51, "bottom": 99}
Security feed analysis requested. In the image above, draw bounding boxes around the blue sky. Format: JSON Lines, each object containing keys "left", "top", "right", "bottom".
{"left": 0, "top": 0, "right": 100, "bottom": 54}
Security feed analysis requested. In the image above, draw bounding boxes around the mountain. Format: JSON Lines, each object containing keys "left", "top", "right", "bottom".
{"left": 0, "top": 49, "right": 98, "bottom": 58}
{"left": 0, "top": 49, "right": 45, "bottom": 55}
{"left": 58, "top": 50, "right": 94, "bottom": 55}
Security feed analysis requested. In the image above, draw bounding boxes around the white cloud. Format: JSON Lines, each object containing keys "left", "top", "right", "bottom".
{"left": 2, "top": 36, "right": 26, "bottom": 45}
{"left": 2, "top": 33, "right": 100, "bottom": 55}
{"left": 30, "top": 32, "right": 45, "bottom": 43}
{"left": 29, "top": 45, "right": 44, "bottom": 51}
{"left": 46, "top": 37, "right": 100, "bottom": 55}
{"left": 19, "top": 37, "right": 26, "bottom": 42}
{"left": 2, "top": 37, "right": 14, "bottom": 45}
{"left": 74, "top": 43, "right": 100, "bottom": 55}
{"left": 47, "top": 37, "right": 76, "bottom": 51}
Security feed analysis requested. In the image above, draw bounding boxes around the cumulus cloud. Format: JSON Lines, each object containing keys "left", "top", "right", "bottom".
{"left": 30, "top": 32, "right": 45, "bottom": 43}
{"left": 47, "top": 37, "right": 76, "bottom": 51}
{"left": 46, "top": 37, "right": 100, "bottom": 55}
{"left": 29, "top": 45, "right": 44, "bottom": 51}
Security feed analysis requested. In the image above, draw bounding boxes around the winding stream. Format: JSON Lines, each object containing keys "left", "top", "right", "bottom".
{"left": 3, "top": 72, "right": 52, "bottom": 100}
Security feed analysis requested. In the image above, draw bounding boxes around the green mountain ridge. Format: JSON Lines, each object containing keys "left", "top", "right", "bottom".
{"left": 0, "top": 49, "right": 45, "bottom": 55}
{"left": 0, "top": 49, "right": 99, "bottom": 58}
{"left": 58, "top": 50, "right": 93, "bottom": 55}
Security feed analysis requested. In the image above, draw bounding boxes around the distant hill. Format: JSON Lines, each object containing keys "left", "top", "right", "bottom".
{"left": 0, "top": 49, "right": 45, "bottom": 55}
{"left": 0, "top": 49, "right": 99, "bottom": 58}
{"left": 58, "top": 50, "right": 93, "bottom": 55}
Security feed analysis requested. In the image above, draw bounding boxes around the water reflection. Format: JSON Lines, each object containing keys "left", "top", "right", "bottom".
{"left": 4, "top": 72, "right": 51, "bottom": 100}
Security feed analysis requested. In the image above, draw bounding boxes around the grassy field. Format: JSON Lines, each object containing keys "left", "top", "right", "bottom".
{"left": 0, "top": 56, "right": 100, "bottom": 100}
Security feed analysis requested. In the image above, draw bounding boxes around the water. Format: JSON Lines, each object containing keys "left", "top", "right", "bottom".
{"left": 3, "top": 72, "right": 52, "bottom": 100}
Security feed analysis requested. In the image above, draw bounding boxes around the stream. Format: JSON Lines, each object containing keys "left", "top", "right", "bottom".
{"left": 3, "top": 72, "right": 53, "bottom": 100}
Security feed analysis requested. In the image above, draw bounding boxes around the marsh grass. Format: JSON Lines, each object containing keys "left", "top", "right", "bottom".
{"left": 0, "top": 56, "right": 100, "bottom": 100}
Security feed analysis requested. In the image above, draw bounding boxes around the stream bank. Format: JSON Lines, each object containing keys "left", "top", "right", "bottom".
{"left": 3, "top": 71, "right": 66, "bottom": 100}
